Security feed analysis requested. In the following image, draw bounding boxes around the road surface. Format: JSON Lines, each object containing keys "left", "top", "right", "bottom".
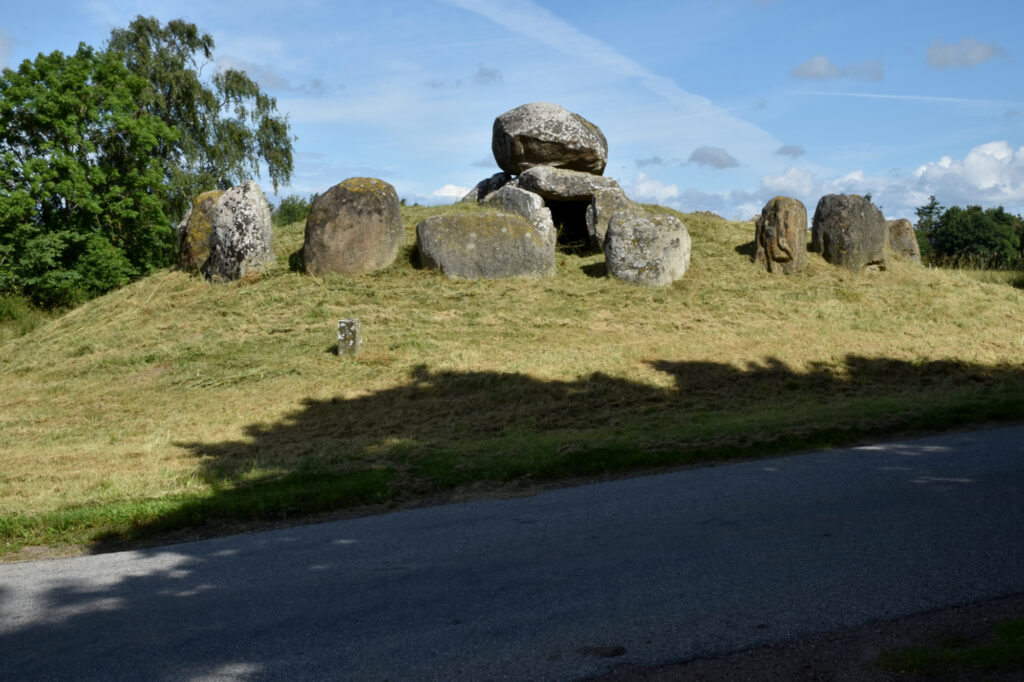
{"left": 1, "top": 425, "right": 1022, "bottom": 680}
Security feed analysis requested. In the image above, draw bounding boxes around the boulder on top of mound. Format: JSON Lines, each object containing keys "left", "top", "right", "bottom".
{"left": 201, "top": 181, "right": 275, "bottom": 283}
{"left": 887, "top": 218, "right": 922, "bottom": 263}
{"left": 481, "top": 184, "right": 555, "bottom": 233}
{"left": 586, "top": 187, "right": 633, "bottom": 251}
{"left": 460, "top": 171, "right": 511, "bottom": 203}
{"left": 416, "top": 212, "right": 555, "bottom": 280}
{"left": 302, "top": 177, "right": 404, "bottom": 276}
{"left": 177, "top": 189, "right": 225, "bottom": 274}
{"left": 754, "top": 196, "right": 808, "bottom": 275}
{"left": 604, "top": 210, "right": 691, "bottom": 287}
{"left": 811, "top": 194, "right": 888, "bottom": 272}
{"left": 491, "top": 102, "right": 608, "bottom": 175}
{"left": 513, "top": 166, "right": 620, "bottom": 201}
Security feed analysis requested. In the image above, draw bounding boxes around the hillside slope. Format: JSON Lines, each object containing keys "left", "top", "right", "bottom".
{"left": 2, "top": 206, "right": 1022, "bottom": 553}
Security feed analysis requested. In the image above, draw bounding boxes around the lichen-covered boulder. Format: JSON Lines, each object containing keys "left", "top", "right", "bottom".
{"left": 586, "top": 187, "right": 633, "bottom": 251}
{"left": 416, "top": 212, "right": 555, "bottom": 279}
{"left": 755, "top": 196, "right": 808, "bottom": 275}
{"left": 481, "top": 185, "right": 554, "bottom": 232}
{"left": 514, "top": 165, "right": 620, "bottom": 201}
{"left": 177, "top": 189, "right": 224, "bottom": 273}
{"left": 492, "top": 102, "right": 608, "bottom": 176}
{"left": 201, "top": 181, "right": 274, "bottom": 283}
{"left": 605, "top": 211, "right": 691, "bottom": 286}
{"left": 303, "top": 177, "right": 403, "bottom": 276}
{"left": 811, "top": 194, "right": 888, "bottom": 272}
{"left": 887, "top": 218, "right": 922, "bottom": 263}
{"left": 460, "top": 171, "right": 511, "bottom": 203}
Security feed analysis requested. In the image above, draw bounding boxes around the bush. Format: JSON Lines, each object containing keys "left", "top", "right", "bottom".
{"left": 272, "top": 193, "right": 319, "bottom": 226}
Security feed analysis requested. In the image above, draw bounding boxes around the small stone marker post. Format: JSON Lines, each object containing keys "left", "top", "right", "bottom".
{"left": 337, "top": 319, "right": 362, "bottom": 357}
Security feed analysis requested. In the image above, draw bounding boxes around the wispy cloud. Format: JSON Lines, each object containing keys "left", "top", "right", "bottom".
{"left": 423, "top": 64, "right": 503, "bottom": 89}
{"left": 792, "top": 90, "right": 1004, "bottom": 105}
{"left": 688, "top": 146, "right": 739, "bottom": 169}
{"left": 791, "top": 55, "right": 884, "bottom": 81}
{"left": 218, "top": 55, "right": 333, "bottom": 95}
{"left": 775, "top": 145, "right": 805, "bottom": 158}
{"left": 927, "top": 37, "right": 1006, "bottom": 69}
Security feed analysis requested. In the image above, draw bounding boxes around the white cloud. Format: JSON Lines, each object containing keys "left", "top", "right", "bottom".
{"left": 688, "top": 146, "right": 739, "bottom": 169}
{"left": 629, "top": 172, "right": 679, "bottom": 204}
{"left": 431, "top": 184, "right": 470, "bottom": 199}
{"left": 927, "top": 38, "right": 1006, "bottom": 69}
{"left": 791, "top": 56, "right": 844, "bottom": 79}
{"left": 751, "top": 141, "right": 1024, "bottom": 220}
{"left": 791, "top": 56, "right": 884, "bottom": 81}
{"left": 912, "top": 141, "right": 1024, "bottom": 203}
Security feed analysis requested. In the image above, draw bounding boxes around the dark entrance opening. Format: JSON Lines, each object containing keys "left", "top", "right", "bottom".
{"left": 546, "top": 199, "right": 594, "bottom": 253}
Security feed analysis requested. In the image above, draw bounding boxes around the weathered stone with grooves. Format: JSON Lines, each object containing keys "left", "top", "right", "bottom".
{"left": 417, "top": 212, "right": 555, "bottom": 279}
{"left": 481, "top": 185, "right": 555, "bottom": 233}
{"left": 515, "top": 166, "right": 620, "bottom": 201}
{"left": 337, "top": 319, "right": 362, "bottom": 357}
{"left": 605, "top": 211, "right": 691, "bottom": 286}
{"left": 811, "top": 194, "right": 888, "bottom": 272}
{"left": 586, "top": 187, "right": 633, "bottom": 250}
{"left": 177, "top": 189, "right": 224, "bottom": 273}
{"left": 887, "top": 218, "right": 922, "bottom": 263}
{"left": 492, "top": 102, "right": 608, "bottom": 175}
{"left": 460, "top": 171, "right": 511, "bottom": 203}
{"left": 303, "top": 177, "right": 403, "bottom": 276}
{"left": 202, "top": 181, "right": 274, "bottom": 283}
{"left": 755, "top": 196, "right": 808, "bottom": 274}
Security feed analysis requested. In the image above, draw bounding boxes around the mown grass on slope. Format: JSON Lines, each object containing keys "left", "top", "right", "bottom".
{"left": 2, "top": 204, "right": 1023, "bottom": 556}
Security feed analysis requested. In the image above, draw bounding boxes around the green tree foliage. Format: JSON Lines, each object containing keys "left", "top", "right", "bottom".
{"left": 272, "top": 193, "right": 319, "bottom": 226}
{"left": 930, "top": 204, "right": 1022, "bottom": 268}
{"left": 0, "top": 45, "right": 177, "bottom": 307}
{"left": 913, "top": 195, "right": 944, "bottom": 262}
{"left": 107, "top": 16, "right": 293, "bottom": 222}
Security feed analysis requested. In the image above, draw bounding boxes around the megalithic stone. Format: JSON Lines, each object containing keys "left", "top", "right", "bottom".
{"left": 338, "top": 319, "right": 362, "bottom": 357}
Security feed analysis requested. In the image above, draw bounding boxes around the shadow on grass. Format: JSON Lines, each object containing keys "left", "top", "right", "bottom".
{"left": 69, "top": 355, "right": 1024, "bottom": 552}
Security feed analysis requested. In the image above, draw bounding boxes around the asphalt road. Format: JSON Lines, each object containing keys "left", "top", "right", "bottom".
{"left": 1, "top": 425, "right": 1022, "bottom": 681}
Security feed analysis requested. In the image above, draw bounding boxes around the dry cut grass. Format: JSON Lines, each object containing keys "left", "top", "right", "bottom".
{"left": 2, "top": 204, "right": 1022, "bottom": 555}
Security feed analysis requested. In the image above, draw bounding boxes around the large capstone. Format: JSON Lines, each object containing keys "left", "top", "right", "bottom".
{"left": 605, "top": 210, "right": 691, "bottom": 287}
{"left": 303, "top": 177, "right": 404, "bottom": 276}
{"left": 887, "top": 218, "right": 922, "bottom": 263}
{"left": 492, "top": 102, "right": 608, "bottom": 175}
{"left": 201, "top": 181, "right": 274, "bottom": 283}
{"left": 177, "top": 189, "right": 225, "bottom": 274}
{"left": 416, "top": 212, "right": 555, "bottom": 279}
{"left": 755, "top": 196, "right": 808, "bottom": 275}
{"left": 811, "top": 194, "right": 888, "bottom": 272}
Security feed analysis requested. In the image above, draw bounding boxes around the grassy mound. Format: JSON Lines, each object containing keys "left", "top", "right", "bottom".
{"left": 2, "top": 204, "right": 1022, "bottom": 556}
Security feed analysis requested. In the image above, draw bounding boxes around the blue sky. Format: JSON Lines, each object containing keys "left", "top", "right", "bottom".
{"left": 3, "top": 0, "right": 1023, "bottom": 220}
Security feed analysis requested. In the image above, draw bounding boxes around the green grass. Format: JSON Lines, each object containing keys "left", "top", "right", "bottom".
{"left": 2, "top": 205, "right": 1023, "bottom": 557}
{"left": 878, "top": 618, "right": 1024, "bottom": 677}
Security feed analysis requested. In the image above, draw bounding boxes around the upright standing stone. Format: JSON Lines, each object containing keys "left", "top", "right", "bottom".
{"left": 886, "top": 218, "right": 922, "bottom": 263}
{"left": 492, "top": 102, "right": 608, "bottom": 175}
{"left": 337, "top": 319, "right": 362, "bottom": 357}
{"left": 202, "top": 181, "right": 275, "bottom": 283}
{"left": 303, "top": 178, "right": 404, "bottom": 276}
{"left": 177, "top": 189, "right": 225, "bottom": 274}
{"left": 755, "top": 196, "right": 808, "bottom": 274}
{"left": 586, "top": 187, "right": 634, "bottom": 251}
{"left": 811, "top": 194, "right": 888, "bottom": 272}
